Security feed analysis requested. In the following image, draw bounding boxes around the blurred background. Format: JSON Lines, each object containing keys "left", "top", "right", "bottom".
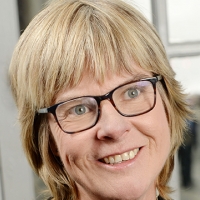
{"left": 0, "top": 0, "right": 200, "bottom": 199}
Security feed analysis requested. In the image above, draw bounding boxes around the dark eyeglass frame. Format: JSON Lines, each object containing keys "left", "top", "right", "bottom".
{"left": 38, "top": 75, "right": 162, "bottom": 134}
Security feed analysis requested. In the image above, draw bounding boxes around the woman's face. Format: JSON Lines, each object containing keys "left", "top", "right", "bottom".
{"left": 49, "top": 63, "right": 171, "bottom": 200}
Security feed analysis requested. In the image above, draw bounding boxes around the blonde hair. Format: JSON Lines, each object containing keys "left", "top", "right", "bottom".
{"left": 9, "top": 0, "right": 190, "bottom": 199}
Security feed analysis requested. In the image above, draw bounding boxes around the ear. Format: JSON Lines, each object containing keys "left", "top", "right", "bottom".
{"left": 49, "top": 134, "right": 60, "bottom": 156}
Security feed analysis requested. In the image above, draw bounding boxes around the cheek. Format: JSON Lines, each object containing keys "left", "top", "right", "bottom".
{"left": 132, "top": 92, "right": 171, "bottom": 153}
{"left": 147, "top": 93, "right": 171, "bottom": 158}
{"left": 48, "top": 115, "right": 69, "bottom": 157}
{"left": 48, "top": 119, "right": 89, "bottom": 166}
{"left": 138, "top": 93, "right": 171, "bottom": 174}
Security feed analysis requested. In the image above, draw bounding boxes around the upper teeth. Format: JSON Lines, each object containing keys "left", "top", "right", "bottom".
{"left": 103, "top": 148, "right": 139, "bottom": 164}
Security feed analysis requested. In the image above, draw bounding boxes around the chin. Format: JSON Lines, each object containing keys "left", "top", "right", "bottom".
{"left": 93, "top": 180, "right": 154, "bottom": 200}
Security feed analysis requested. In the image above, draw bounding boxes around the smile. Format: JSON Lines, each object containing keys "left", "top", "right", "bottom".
{"left": 102, "top": 148, "right": 140, "bottom": 165}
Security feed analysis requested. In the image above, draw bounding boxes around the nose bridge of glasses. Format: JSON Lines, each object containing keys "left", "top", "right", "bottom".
{"left": 96, "top": 90, "right": 115, "bottom": 106}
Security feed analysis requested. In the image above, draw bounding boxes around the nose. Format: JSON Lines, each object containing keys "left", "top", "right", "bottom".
{"left": 96, "top": 100, "right": 131, "bottom": 141}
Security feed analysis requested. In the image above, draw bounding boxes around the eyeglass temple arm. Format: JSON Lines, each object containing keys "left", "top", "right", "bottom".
{"left": 156, "top": 75, "right": 162, "bottom": 81}
{"left": 38, "top": 108, "right": 48, "bottom": 114}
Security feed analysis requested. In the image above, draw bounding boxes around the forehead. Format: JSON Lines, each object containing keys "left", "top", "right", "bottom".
{"left": 54, "top": 63, "right": 152, "bottom": 104}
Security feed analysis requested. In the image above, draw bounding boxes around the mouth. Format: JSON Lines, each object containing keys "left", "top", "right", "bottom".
{"left": 99, "top": 148, "right": 140, "bottom": 165}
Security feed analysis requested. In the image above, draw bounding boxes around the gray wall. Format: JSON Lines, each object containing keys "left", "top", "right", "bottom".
{"left": 0, "top": 0, "right": 35, "bottom": 199}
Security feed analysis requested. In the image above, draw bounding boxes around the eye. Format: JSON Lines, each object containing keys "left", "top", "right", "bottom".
{"left": 126, "top": 88, "right": 140, "bottom": 99}
{"left": 73, "top": 105, "right": 88, "bottom": 115}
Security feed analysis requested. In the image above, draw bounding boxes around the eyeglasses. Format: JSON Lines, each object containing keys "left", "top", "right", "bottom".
{"left": 38, "top": 75, "right": 162, "bottom": 134}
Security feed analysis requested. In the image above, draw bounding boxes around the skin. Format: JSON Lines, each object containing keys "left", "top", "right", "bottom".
{"left": 48, "top": 63, "right": 171, "bottom": 200}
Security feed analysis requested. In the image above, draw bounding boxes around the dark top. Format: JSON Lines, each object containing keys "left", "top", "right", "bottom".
{"left": 158, "top": 196, "right": 166, "bottom": 200}
{"left": 48, "top": 196, "right": 167, "bottom": 200}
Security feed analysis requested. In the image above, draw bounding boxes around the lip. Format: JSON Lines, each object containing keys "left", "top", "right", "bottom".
{"left": 97, "top": 146, "right": 143, "bottom": 169}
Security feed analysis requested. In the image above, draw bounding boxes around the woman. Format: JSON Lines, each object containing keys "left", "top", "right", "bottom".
{"left": 9, "top": 0, "right": 190, "bottom": 199}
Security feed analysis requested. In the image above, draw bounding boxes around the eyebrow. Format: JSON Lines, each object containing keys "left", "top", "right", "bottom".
{"left": 55, "top": 73, "right": 152, "bottom": 104}
{"left": 129, "top": 73, "right": 151, "bottom": 81}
